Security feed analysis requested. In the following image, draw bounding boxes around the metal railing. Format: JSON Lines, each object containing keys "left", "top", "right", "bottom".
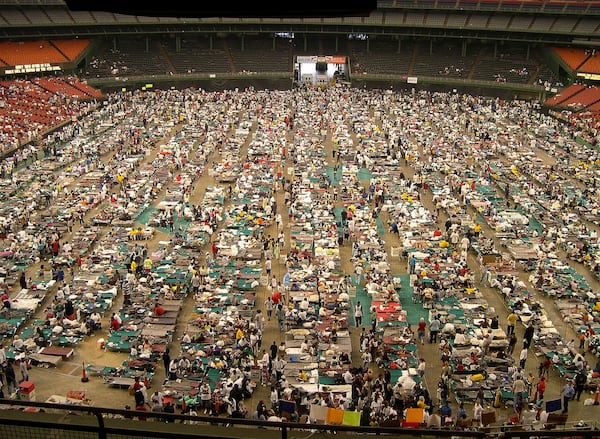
{"left": 0, "top": 399, "right": 599, "bottom": 439}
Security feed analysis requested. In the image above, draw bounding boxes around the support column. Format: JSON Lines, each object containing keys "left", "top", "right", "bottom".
{"left": 366, "top": 38, "right": 370, "bottom": 52}
{"left": 112, "top": 36, "right": 117, "bottom": 51}
{"left": 461, "top": 40, "right": 467, "bottom": 57}
{"left": 429, "top": 39, "right": 433, "bottom": 55}
{"left": 397, "top": 39, "right": 401, "bottom": 53}
{"left": 209, "top": 35, "right": 213, "bottom": 50}
{"left": 176, "top": 36, "right": 181, "bottom": 53}
{"left": 494, "top": 42, "right": 497, "bottom": 58}
{"left": 241, "top": 34, "right": 245, "bottom": 51}
{"left": 145, "top": 36, "right": 149, "bottom": 53}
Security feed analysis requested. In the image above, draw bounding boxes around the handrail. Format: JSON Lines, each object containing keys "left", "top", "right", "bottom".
{"left": 0, "top": 398, "right": 487, "bottom": 438}
{"left": 1, "top": 398, "right": 599, "bottom": 438}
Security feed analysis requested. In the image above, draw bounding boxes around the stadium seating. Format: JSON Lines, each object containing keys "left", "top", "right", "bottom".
{"left": 556, "top": 86, "right": 600, "bottom": 109}
{"left": 0, "top": 40, "right": 69, "bottom": 66}
{"left": 553, "top": 47, "right": 590, "bottom": 70}
{"left": 163, "top": 37, "right": 231, "bottom": 75}
{"left": 578, "top": 55, "right": 600, "bottom": 75}
{"left": 228, "top": 37, "right": 292, "bottom": 73}
{"left": 52, "top": 39, "right": 91, "bottom": 62}
{"left": 544, "top": 83, "right": 586, "bottom": 107}
{"left": 0, "top": 77, "right": 102, "bottom": 150}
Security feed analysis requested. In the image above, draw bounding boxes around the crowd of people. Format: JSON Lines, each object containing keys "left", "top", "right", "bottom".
{"left": 0, "top": 79, "right": 597, "bottom": 436}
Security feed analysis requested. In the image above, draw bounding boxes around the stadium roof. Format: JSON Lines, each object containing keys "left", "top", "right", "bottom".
{"left": 0, "top": 0, "right": 598, "bottom": 47}
{"left": 66, "top": 1, "right": 378, "bottom": 19}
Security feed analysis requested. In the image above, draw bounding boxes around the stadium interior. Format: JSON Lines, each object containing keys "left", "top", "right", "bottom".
{"left": 0, "top": 1, "right": 599, "bottom": 438}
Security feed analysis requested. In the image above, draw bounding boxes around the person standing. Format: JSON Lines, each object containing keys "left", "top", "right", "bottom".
{"left": 162, "top": 348, "right": 171, "bottom": 373}
{"left": 482, "top": 333, "right": 492, "bottom": 355}
{"left": 260, "top": 349, "right": 271, "bottom": 385}
{"left": 150, "top": 390, "right": 164, "bottom": 413}
{"left": 0, "top": 343, "right": 6, "bottom": 368}
{"left": 254, "top": 309, "right": 265, "bottom": 332}
{"left": 525, "top": 372, "right": 536, "bottom": 403}
{"left": 506, "top": 310, "right": 518, "bottom": 336}
{"left": 370, "top": 307, "right": 377, "bottom": 332}
{"left": 512, "top": 373, "right": 526, "bottom": 419}
{"left": 18, "top": 358, "right": 29, "bottom": 383}
{"left": 535, "top": 376, "right": 546, "bottom": 403}
{"left": 168, "top": 358, "right": 178, "bottom": 381}
{"left": 1, "top": 292, "right": 10, "bottom": 316}
{"left": 270, "top": 275, "right": 278, "bottom": 292}
{"left": 473, "top": 399, "right": 484, "bottom": 425}
{"left": 575, "top": 370, "right": 587, "bottom": 401}
{"left": 507, "top": 332, "right": 518, "bottom": 355}
{"left": 269, "top": 341, "right": 278, "bottom": 360}
{"left": 408, "top": 255, "right": 417, "bottom": 275}
{"left": 429, "top": 316, "right": 441, "bottom": 344}
{"left": 519, "top": 344, "right": 528, "bottom": 369}
{"left": 4, "top": 360, "right": 17, "bottom": 395}
{"left": 417, "top": 358, "right": 426, "bottom": 378}
{"left": 361, "top": 349, "right": 372, "bottom": 370}
{"left": 354, "top": 301, "right": 363, "bottom": 327}
{"left": 200, "top": 380, "right": 212, "bottom": 414}
{"left": 523, "top": 323, "right": 534, "bottom": 348}
{"left": 273, "top": 355, "right": 286, "bottom": 382}
{"left": 561, "top": 380, "right": 575, "bottom": 413}
{"left": 264, "top": 296, "right": 274, "bottom": 321}
{"left": 275, "top": 303, "right": 285, "bottom": 331}
{"left": 417, "top": 317, "right": 427, "bottom": 345}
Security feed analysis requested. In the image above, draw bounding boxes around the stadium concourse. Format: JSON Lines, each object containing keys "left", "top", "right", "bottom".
{"left": 0, "top": 84, "right": 599, "bottom": 435}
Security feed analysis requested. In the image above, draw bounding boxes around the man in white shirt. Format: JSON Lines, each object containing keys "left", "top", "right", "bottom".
{"left": 343, "top": 368, "right": 353, "bottom": 384}
{"left": 273, "top": 356, "right": 286, "bottom": 381}
{"left": 381, "top": 401, "right": 397, "bottom": 420}
{"left": 150, "top": 390, "right": 164, "bottom": 412}
{"left": 299, "top": 297, "right": 309, "bottom": 311}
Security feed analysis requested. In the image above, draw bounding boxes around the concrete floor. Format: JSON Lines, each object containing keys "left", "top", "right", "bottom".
{"left": 10, "top": 91, "right": 600, "bottom": 435}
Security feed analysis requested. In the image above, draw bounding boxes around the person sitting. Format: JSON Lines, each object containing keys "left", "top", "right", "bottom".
{"left": 77, "top": 321, "right": 90, "bottom": 336}
{"left": 12, "top": 335, "right": 24, "bottom": 351}
{"left": 457, "top": 413, "right": 472, "bottom": 429}
{"left": 110, "top": 313, "right": 121, "bottom": 330}
{"left": 440, "top": 401, "right": 452, "bottom": 422}
{"left": 89, "top": 311, "right": 102, "bottom": 330}
{"left": 426, "top": 409, "right": 442, "bottom": 428}
{"left": 154, "top": 302, "right": 165, "bottom": 316}
{"left": 339, "top": 351, "right": 351, "bottom": 364}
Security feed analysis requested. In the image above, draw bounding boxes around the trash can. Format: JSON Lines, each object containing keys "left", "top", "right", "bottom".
{"left": 18, "top": 381, "right": 35, "bottom": 401}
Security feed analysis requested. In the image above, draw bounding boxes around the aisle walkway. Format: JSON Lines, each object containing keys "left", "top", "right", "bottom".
{"left": 394, "top": 274, "right": 428, "bottom": 326}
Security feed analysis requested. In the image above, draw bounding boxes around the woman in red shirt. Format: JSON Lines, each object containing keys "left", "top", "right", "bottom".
{"left": 535, "top": 376, "right": 546, "bottom": 403}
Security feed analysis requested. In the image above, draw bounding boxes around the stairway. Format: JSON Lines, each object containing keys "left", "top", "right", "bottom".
{"left": 222, "top": 39, "right": 237, "bottom": 73}
{"left": 158, "top": 41, "right": 177, "bottom": 75}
